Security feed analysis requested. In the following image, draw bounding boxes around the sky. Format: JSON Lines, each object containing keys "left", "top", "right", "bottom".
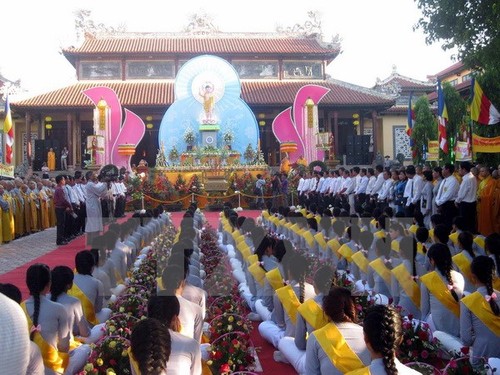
{"left": 1, "top": 0, "right": 457, "bottom": 98}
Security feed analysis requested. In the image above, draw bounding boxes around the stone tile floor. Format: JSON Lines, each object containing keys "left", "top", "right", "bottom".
{"left": 0, "top": 228, "right": 57, "bottom": 275}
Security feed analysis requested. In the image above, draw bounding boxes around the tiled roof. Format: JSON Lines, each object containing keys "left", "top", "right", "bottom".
{"left": 12, "top": 80, "right": 394, "bottom": 110}
{"left": 373, "top": 73, "right": 434, "bottom": 91}
{"left": 427, "top": 79, "right": 471, "bottom": 101}
{"left": 63, "top": 33, "right": 339, "bottom": 59}
{"left": 432, "top": 61, "right": 465, "bottom": 80}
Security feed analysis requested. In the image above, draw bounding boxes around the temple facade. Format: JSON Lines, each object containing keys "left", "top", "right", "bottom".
{"left": 11, "top": 26, "right": 398, "bottom": 170}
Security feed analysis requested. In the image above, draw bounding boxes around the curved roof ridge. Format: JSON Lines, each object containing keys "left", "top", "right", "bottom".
{"left": 327, "top": 78, "right": 395, "bottom": 100}
{"left": 375, "top": 72, "right": 433, "bottom": 88}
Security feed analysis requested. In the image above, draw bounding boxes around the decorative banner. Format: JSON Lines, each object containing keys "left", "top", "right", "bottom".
{"left": 455, "top": 141, "right": 472, "bottom": 161}
{"left": 0, "top": 163, "right": 15, "bottom": 178}
{"left": 472, "top": 134, "right": 500, "bottom": 153}
{"left": 426, "top": 140, "right": 439, "bottom": 161}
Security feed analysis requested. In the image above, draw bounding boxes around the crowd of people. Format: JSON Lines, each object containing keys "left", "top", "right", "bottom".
{"left": 0, "top": 171, "right": 127, "bottom": 246}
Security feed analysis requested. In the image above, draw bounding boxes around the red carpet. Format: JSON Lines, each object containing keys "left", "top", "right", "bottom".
{"left": 1, "top": 208, "right": 295, "bottom": 374}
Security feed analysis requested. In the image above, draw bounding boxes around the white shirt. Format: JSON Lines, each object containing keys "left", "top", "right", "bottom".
{"left": 316, "top": 177, "right": 325, "bottom": 192}
{"left": 378, "top": 179, "right": 393, "bottom": 200}
{"left": 371, "top": 173, "right": 385, "bottom": 195}
{"left": 435, "top": 175, "right": 459, "bottom": 206}
{"left": 410, "top": 174, "right": 424, "bottom": 205}
{"left": 455, "top": 172, "right": 477, "bottom": 203}
{"left": 297, "top": 177, "right": 306, "bottom": 193}
{"left": 366, "top": 175, "right": 376, "bottom": 194}
{"left": 356, "top": 175, "right": 369, "bottom": 194}
{"left": 321, "top": 177, "right": 331, "bottom": 194}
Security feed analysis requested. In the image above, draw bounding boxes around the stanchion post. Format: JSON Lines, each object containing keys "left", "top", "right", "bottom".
{"left": 191, "top": 192, "right": 195, "bottom": 203}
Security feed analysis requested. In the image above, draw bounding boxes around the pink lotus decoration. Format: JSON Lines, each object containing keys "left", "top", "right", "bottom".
{"left": 83, "top": 87, "right": 145, "bottom": 171}
{"left": 272, "top": 84, "right": 330, "bottom": 163}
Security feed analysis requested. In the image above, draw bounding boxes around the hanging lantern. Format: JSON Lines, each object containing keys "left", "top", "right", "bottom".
{"left": 146, "top": 123, "right": 154, "bottom": 129}
{"left": 280, "top": 141, "right": 297, "bottom": 154}
{"left": 305, "top": 97, "right": 315, "bottom": 128}
{"left": 117, "top": 144, "right": 136, "bottom": 156}
{"left": 97, "top": 98, "right": 108, "bottom": 131}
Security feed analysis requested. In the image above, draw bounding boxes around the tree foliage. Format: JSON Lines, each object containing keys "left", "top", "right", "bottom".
{"left": 442, "top": 81, "right": 467, "bottom": 164}
{"left": 411, "top": 95, "right": 436, "bottom": 165}
{"left": 414, "top": 0, "right": 500, "bottom": 75}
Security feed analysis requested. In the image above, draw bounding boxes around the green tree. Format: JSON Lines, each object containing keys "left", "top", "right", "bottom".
{"left": 411, "top": 95, "right": 436, "bottom": 165}
{"left": 442, "top": 81, "right": 467, "bottom": 164}
{"left": 414, "top": 0, "right": 500, "bottom": 76}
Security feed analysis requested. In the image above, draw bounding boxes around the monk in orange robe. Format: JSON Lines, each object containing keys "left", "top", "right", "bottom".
{"left": 477, "top": 167, "right": 496, "bottom": 236}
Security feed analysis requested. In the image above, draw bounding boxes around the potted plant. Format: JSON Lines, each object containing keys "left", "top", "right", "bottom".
{"left": 184, "top": 128, "right": 196, "bottom": 151}
{"left": 168, "top": 146, "right": 179, "bottom": 165}
{"left": 222, "top": 130, "right": 234, "bottom": 148}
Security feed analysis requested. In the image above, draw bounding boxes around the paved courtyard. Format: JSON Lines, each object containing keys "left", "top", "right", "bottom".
{"left": 0, "top": 228, "right": 58, "bottom": 275}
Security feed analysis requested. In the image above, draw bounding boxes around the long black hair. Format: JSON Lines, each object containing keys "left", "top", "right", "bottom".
{"left": 400, "top": 236, "right": 417, "bottom": 277}
{"left": 363, "top": 305, "right": 402, "bottom": 375}
{"left": 485, "top": 233, "right": 500, "bottom": 277}
{"left": 428, "top": 243, "right": 459, "bottom": 301}
{"left": 26, "top": 263, "right": 51, "bottom": 340}
{"left": 148, "top": 295, "right": 181, "bottom": 331}
{"left": 50, "top": 266, "right": 74, "bottom": 302}
{"left": 322, "top": 287, "right": 357, "bottom": 323}
{"left": 470, "top": 256, "right": 500, "bottom": 316}
{"left": 130, "top": 318, "right": 171, "bottom": 375}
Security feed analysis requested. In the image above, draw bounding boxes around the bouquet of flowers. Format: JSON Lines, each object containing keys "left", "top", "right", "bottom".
{"left": 209, "top": 312, "right": 253, "bottom": 341}
{"left": 397, "top": 314, "right": 442, "bottom": 365}
{"left": 82, "top": 336, "right": 131, "bottom": 375}
{"left": 109, "top": 291, "right": 148, "bottom": 318}
{"left": 206, "top": 332, "right": 256, "bottom": 375}
{"left": 207, "top": 295, "right": 246, "bottom": 321}
{"left": 352, "top": 294, "right": 375, "bottom": 322}
{"left": 204, "top": 265, "right": 236, "bottom": 297}
{"left": 443, "top": 347, "right": 491, "bottom": 375}
{"left": 105, "top": 313, "right": 141, "bottom": 340}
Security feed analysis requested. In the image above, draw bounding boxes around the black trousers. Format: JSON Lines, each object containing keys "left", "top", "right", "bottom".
{"left": 55, "top": 207, "right": 66, "bottom": 244}
{"left": 459, "top": 201, "right": 477, "bottom": 233}
{"left": 440, "top": 201, "right": 458, "bottom": 232}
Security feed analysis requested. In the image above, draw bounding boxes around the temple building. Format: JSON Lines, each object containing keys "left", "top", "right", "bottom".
{"left": 11, "top": 20, "right": 397, "bottom": 170}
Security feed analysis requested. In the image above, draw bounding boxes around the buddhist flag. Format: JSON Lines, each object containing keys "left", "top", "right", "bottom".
{"left": 3, "top": 94, "right": 14, "bottom": 164}
{"left": 437, "top": 81, "right": 448, "bottom": 154}
{"left": 406, "top": 91, "right": 415, "bottom": 136}
{"left": 470, "top": 78, "right": 500, "bottom": 125}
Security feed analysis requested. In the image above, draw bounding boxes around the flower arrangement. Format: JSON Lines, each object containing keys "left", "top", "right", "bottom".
{"left": 207, "top": 295, "right": 246, "bottom": 321}
{"left": 108, "top": 291, "right": 148, "bottom": 318}
{"left": 105, "top": 313, "right": 140, "bottom": 340}
{"left": 183, "top": 127, "right": 196, "bottom": 145}
{"left": 442, "top": 347, "right": 491, "bottom": 375}
{"left": 222, "top": 130, "right": 234, "bottom": 145}
{"left": 83, "top": 335, "right": 131, "bottom": 375}
{"left": 209, "top": 313, "right": 252, "bottom": 341}
{"left": 206, "top": 332, "right": 256, "bottom": 375}
{"left": 168, "top": 146, "right": 179, "bottom": 164}
{"left": 397, "top": 314, "right": 442, "bottom": 365}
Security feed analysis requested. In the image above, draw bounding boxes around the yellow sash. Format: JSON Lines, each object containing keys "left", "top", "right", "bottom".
{"left": 462, "top": 291, "right": 500, "bottom": 336}
{"left": 276, "top": 285, "right": 301, "bottom": 325}
{"left": 421, "top": 271, "right": 460, "bottom": 317}
{"left": 449, "top": 231, "right": 459, "bottom": 246}
{"left": 247, "top": 254, "right": 258, "bottom": 265}
{"left": 314, "top": 322, "right": 365, "bottom": 373}
{"left": 338, "top": 244, "right": 355, "bottom": 262}
{"left": 248, "top": 262, "right": 266, "bottom": 286}
{"left": 128, "top": 347, "right": 142, "bottom": 374}
{"left": 297, "top": 299, "right": 328, "bottom": 330}
{"left": 391, "top": 239, "right": 400, "bottom": 253}
{"left": 351, "top": 252, "right": 369, "bottom": 274}
{"left": 452, "top": 252, "right": 473, "bottom": 285}
{"left": 474, "top": 236, "right": 485, "bottom": 250}
{"left": 290, "top": 223, "right": 299, "bottom": 233}
{"left": 265, "top": 268, "right": 284, "bottom": 291}
{"left": 68, "top": 282, "right": 99, "bottom": 325}
{"left": 346, "top": 367, "right": 371, "bottom": 375}
{"left": 374, "top": 230, "right": 385, "bottom": 239}
{"left": 369, "top": 258, "right": 391, "bottom": 287}
{"left": 327, "top": 238, "right": 341, "bottom": 258}
{"left": 314, "top": 232, "right": 327, "bottom": 248}
{"left": 240, "top": 245, "right": 251, "bottom": 261}
{"left": 303, "top": 231, "right": 315, "bottom": 248}
{"left": 408, "top": 224, "right": 418, "bottom": 235}
{"left": 21, "top": 302, "right": 69, "bottom": 373}
{"left": 417, "top": 242, "right": 425, "bottom": 255}
{"left": 392, "top": 264, "right": 421, "bottom": 308}
{"left": 495, "top": 278, "right": 500, "bottom": 291}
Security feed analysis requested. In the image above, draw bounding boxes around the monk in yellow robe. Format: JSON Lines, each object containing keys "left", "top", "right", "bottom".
{"left": 477, "top": 167, "right": 496, "bottom": 236}
{"left": 0, "top": 185, "right": 15, "bottom": 242}
{"left": 492, "top": 170, "right": 500, "bottom": 234}
{"left": 28, "top": 181, "right": 40, "bottom": 231}
{"left": 21, "top": 185, "right": 33, "bottom": 235}
{"left": 38, "top": 182, "right": 49, "bottom": 230}
{"left": 280, "top": 155, "right": 290, "bottom": 174}
{"left": 47, "top": 148, "right": 56, "bottom": 170}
